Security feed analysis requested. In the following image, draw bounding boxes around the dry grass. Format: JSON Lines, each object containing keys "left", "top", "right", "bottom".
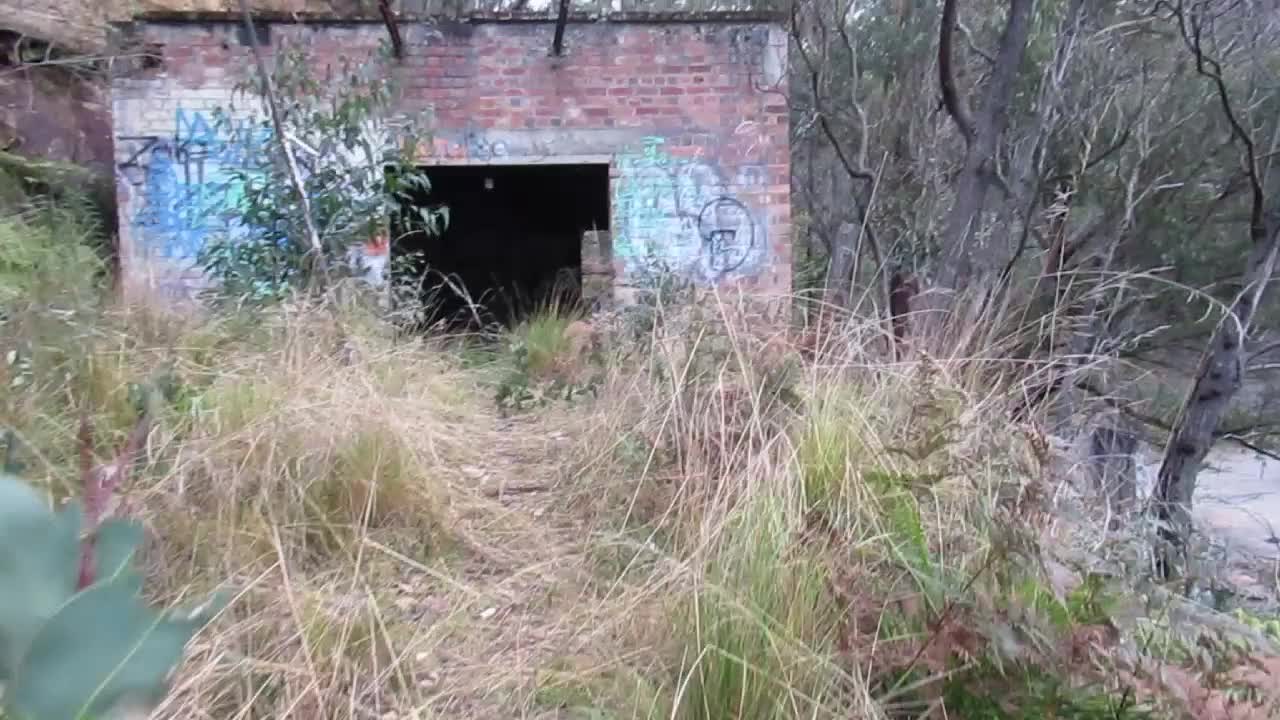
{"left": 6, "top": 249, "right": 1280, "bottom": 720}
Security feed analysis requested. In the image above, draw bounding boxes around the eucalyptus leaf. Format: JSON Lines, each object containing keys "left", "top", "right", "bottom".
{"left": 5, "top": 578, "right": 228, "bottom": 720}
{"left": 0, "top": 476, "right": 81, "bottom": 681}
{"left": 88, "top": 519, "right": 146, "bottom": 586}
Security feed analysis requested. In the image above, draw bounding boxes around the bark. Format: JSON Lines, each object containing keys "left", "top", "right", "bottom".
{"left": 936, "top": 0, "right": 1037, "bottom": 291}
{"left": 824, "top": 220, "right": 858, "bottom": 308}
{"left": 1153, "top": 220, "right": 1280, "bottom": 578}
{"left": 1089, "top": 422, "right": 1138, "bottom": 530}
{"left": 889, "top": 269, "right": 920, "bottom": 359}
{"left": 378, "top": 0, "right": 403, "bottom": 58}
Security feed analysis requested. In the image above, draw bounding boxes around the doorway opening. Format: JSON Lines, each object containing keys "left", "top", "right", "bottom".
{"left": 392, "top": 163, "right": 611, "bottom": 329}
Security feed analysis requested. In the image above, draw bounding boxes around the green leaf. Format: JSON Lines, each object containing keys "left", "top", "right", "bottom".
{"left": 5, "top": 578, "right": 229, "bottom": 720}
{"left": 88, "top": 519, "right": 146, "bottom": 586}
{"left": 0, "top": 475, "right": 81, "bottom": 681}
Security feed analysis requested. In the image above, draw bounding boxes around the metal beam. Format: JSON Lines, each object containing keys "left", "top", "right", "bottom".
{"left": 378, "top": 0, "right": 404, "bottom": 58}
{"left": 551, "top": 0, "right": 570, "bottom": 56}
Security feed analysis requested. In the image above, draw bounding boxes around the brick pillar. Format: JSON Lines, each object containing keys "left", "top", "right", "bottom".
{"left": 581, "top": 229, "right": 614, "bottom": 310}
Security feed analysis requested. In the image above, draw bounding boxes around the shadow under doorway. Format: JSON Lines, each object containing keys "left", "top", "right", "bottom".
{"left": 392, "top": 163, "right": 611, "bottom": 329}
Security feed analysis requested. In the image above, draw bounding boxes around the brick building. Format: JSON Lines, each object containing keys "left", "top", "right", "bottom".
{"left": 110, "top": 8, "right": 790, "bottom": 312}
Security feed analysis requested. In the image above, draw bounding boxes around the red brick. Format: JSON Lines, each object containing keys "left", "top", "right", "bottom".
{"left": 120, "top": 20, "right": 792, "bottom": 297}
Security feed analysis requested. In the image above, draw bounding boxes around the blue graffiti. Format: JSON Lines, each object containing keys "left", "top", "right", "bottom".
{"left": 120, "top": 109, "right": 271, "bottom": 263}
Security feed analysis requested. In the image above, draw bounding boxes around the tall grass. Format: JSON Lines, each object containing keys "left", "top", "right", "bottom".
{"left": 4, "top": 194, "right": 1277, "bottom": 719}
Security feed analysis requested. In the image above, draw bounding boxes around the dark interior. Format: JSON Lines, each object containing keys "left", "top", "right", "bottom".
{"left": 392, "top": 163, "right": 610, "bottom": 328}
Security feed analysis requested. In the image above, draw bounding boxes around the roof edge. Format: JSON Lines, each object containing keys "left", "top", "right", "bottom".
{"left": 118, "top": 9, "right": 786, "bottom": 25}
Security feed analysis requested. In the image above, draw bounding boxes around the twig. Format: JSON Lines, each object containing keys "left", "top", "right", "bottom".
{"left": 1222, "top": 435, "right": 1280, "bottom": 463}
{"left": 882, "top": 550, "right": 999, "bottom": 701}
{"left": 483, "top": 482, "right": 551, "bottom": 498}
{"left": 237, "top": 0, "right": 328, "bottom": 285}
{"left": 77, "top": 411, "right": 151, "bottom": 589}
{"left": 1075, "top": 379, "right": 1280, "bottom": 461}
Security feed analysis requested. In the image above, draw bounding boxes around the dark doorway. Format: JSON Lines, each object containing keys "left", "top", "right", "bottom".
{"left": 392, "top": 163, "right": 610, "bottom": 328}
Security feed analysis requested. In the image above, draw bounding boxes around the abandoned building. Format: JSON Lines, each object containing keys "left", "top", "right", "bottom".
{"left": 110, "top": 6, "right": 791, "bottom": 319}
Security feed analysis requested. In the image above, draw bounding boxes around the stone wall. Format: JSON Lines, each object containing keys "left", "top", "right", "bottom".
{"left": 110, "top": 15, "right": 790, "bottom": 303}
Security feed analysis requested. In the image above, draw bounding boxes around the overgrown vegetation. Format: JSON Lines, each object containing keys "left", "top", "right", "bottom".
{"left": 4, "top": 0, "right": 1280, "bottom": 717}
{"left": 7, "top": 182, "right": 1280, "bottom": 718}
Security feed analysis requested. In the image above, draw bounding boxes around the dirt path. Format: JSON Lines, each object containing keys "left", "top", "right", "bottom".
{"left": 410, "top": 412, "right": 627, "bottom": 718}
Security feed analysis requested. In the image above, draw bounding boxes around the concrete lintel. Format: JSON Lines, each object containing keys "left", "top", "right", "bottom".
{"left": 118, "top": 10, "right": 785, "bottom": 27}
{"left": 417, "top": 153, "right": 614, "bottom": 166}
{"left": 421, "top": 127, "right": 667, "bottom": 164}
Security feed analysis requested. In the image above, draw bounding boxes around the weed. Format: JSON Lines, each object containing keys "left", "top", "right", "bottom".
{"left": 675, "top": 491, "right": 843, "bottom": 720}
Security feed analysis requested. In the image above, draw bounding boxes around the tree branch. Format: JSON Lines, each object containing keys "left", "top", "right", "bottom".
{"left": 791, "top": 3, "right": 874, "bottom": 184}
{"left": 958, "top": 20, "right": 996, "bottom": 64}
{"left": 938, "top": 0, "right": 975, "bottom": 141}
{"left": 237, "top": 0, "right": 328, "bottom": 285}
{"left": 1161, "top": 0, "right": 1265, "bottom": 243}
{"left": 1076, "top": 379, "right": 1280, "bottom": 461}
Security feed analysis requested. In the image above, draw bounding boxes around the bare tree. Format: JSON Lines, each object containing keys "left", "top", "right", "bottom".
{"left": 790, "top": 0, "right": 891, "bottom": 320}
{"left": 935, "top": 0, "right": 1036, "bottom": 291}
{"left": 1149, "top": 0, "right": 1280, "bottom": 579}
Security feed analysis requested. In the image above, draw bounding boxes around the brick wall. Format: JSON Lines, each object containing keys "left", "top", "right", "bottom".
{"left": 111, "top": 16, "right": 790, "bottom": 303}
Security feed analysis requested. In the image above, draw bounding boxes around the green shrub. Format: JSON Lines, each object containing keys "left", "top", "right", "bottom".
{"left": 199, "top": 41, "right": 446, "bottom": 303}
{"left": 0, "top": 203, "right": 104, "bottom": 316}
{"left": 497, "top": 300, "right": 599, "bottom": 411}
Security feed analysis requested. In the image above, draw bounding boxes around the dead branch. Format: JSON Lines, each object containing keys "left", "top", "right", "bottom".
{"left": 483, "top": 482, "right": 550, "bottom": 497}
{"left": 237, "top": 0, "right": 328, "bottom": 285}
{"left": 1160, "top": 0, "right": 1265, "bottom": 242}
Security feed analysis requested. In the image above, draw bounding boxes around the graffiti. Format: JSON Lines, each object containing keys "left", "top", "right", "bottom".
{"left": 465, "top": 132, "right": 508, "bottom": 161}
{"left": 735, "top": 164, "right": 767, "bottom": 189}
{"left": 613, "top": 136, "right": 767, "bottom": 283}
{"left": 424, "top": 136, "right": 470, "bottom": 161}
{"left": 120, "top": 109, "right": 392, "bottom": 287}
{"left": 117, "top": 109, "right": 269, "bottom": 263}
{"left": 697, "top": 196, "right": 757, "bottom": 277}
{"left": 421, "top": 131, "right": 510, "bottom": 162}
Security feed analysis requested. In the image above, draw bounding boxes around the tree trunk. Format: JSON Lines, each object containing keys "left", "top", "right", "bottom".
{"left": 824, "top": 221, "right": 858, "bottom": 309}
{"left": 935, "top": 0, "right": 1036, "bottom": 291}
{"left": 1153, "top": 220, "right": 1280, "bottom": 578}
